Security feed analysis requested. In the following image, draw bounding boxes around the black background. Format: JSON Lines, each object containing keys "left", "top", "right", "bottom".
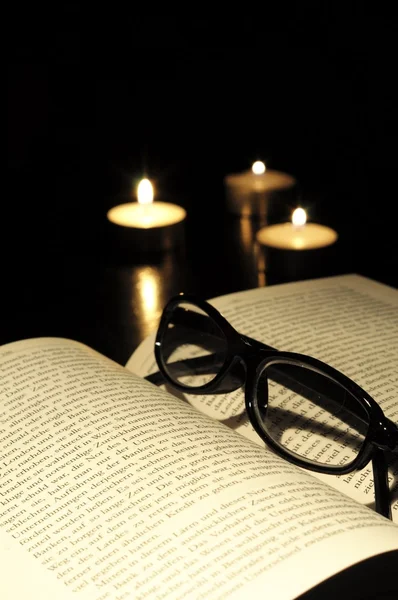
{"left": 4, "top": 10, "right": 398, "bottom": 598}
{"left": 5, "top": 5, "right": 397, "bottom": 364}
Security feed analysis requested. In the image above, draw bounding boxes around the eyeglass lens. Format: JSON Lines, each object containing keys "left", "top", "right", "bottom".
{"left": 257, "top": 361, "right": 371, "bottom": 470}
{"left": 161, "top": 302, "right": 228, "bottom": 387}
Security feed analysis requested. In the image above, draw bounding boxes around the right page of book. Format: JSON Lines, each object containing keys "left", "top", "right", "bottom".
{"left": 127, "top": 274, "right": 398, "bottom": 522}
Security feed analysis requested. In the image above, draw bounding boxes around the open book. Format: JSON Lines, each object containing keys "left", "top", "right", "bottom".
{"left": 1, "top": 274, "right": 397, "bottom": 600}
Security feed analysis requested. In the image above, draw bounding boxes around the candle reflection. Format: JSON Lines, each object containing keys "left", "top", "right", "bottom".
{"left": 224, "top": 216, "right": 267, "bottom": 288}
{"left": 133, "top": 266, "right": 162, "bottom": 338}
{"left": 239, "top": 217, "right": 256, "bottom": 254}
{"left": 130, "top": 252, "right": 183, "bottom": 343}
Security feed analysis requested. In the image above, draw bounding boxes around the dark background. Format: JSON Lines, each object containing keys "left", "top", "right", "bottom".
{"left": 5, "top": 5, "right": 397, "bottom": 365}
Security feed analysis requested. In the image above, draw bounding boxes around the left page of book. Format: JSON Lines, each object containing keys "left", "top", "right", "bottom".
{"left": 1, "top": 337, "right": 397, "bottom": 600}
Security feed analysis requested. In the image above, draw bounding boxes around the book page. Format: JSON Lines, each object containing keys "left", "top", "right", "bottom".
{"left": 127, "top": 274, "right": 398, "bottom": 522}
{"left": 1, "top": 337, "right": 397, "bottom": 600}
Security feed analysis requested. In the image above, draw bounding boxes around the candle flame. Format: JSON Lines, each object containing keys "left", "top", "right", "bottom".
{"left": 137, "top": 178, "right": 154, "bottom": 205}
{"left": 252, "top": 161, "right": 266, "bottom": 175}
{"left": 292, "top": 207, "right": 307, "bottom": 227}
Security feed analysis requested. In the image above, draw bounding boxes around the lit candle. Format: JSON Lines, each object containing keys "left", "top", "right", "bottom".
{"left": 107, "top": 178, "right": 187, "bottom": 252}
{"left": 256, "top": 208, "right": 338, "bottom": 250}
{"left": 224, "top": 161, "right": 298, "bottom": 219}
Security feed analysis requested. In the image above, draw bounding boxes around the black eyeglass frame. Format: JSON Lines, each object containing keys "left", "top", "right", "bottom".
{"left": 150, "top": 293, "right": 398, "bottom": 520}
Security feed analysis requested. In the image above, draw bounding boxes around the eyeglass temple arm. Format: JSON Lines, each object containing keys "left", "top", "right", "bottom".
{"left": 372, "top": 448, "right": 392, "bottom": 519}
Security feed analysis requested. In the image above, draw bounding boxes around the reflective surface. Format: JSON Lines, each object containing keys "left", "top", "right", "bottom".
{"left": 1, "top": 204, "right": 397, "bottom": 367}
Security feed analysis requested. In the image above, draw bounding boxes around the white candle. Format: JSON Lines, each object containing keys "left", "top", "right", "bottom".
{"left": 107, "top": 179, "right": 186, "bottom": 228}
{"left": 107, "top": 201, "right": 186, "bottom": 229}
{"left": 107, "top": 178, "right": 187, "bottom": 251}
{"left": 224, "top": 161, "right": 298, "bottom": 219}
{"left": 256, "top": 208, "right": 338, "bottom": 250}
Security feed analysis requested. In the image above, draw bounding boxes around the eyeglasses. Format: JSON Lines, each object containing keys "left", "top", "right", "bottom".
{"left": 146, "top": 293, "right": 398, "bottom": 520}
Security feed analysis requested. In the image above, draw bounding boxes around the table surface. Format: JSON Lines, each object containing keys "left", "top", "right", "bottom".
{"left": 1, "top": 197, "right": 397, "bottom": 366}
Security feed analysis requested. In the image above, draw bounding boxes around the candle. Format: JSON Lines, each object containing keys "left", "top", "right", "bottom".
{"left": 107, "top": 178, "right": 187, "bottom": 252}
{"left": 255, "top": 208, "right": 338, "bottom": 284}
{"left": 224, "top": 161, "right": 298, "bottom": 219}
{"left": 256, "top": 208, "right": 338, "bottom": 250}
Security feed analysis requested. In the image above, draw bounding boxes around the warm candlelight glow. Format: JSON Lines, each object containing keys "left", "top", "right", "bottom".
{"left": 256, "top": 218, "right": 338, "bottom": 250}
{"left": 252, "top": 161, "right": 266, "bottom": 175}
{"left": 131, "top": 266, "right": 165, "bottom": 337}
{"left": 224, "top": 162, "right": 297, "bottom": 218}
{"left": 292, "top": 208, "right": 307, "bottom": 227}
{"left": 136, "top": 267, "right": 159, "bottom": 314}
{"left": 137, "top": 178, "right": 154, "bottom": 205}
{"left": 107, "top": 174, "right": 187, "bottom": 253}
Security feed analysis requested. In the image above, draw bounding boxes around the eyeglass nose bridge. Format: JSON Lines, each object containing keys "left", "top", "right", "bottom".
{"left": 231, "top": 335, "right": 274, "bottom": 363}
{"left": 217, "top": 343, "right": 263, "bottom": 396}
{"left": 211, "top": 356, "right": 246, "bottom": 394}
